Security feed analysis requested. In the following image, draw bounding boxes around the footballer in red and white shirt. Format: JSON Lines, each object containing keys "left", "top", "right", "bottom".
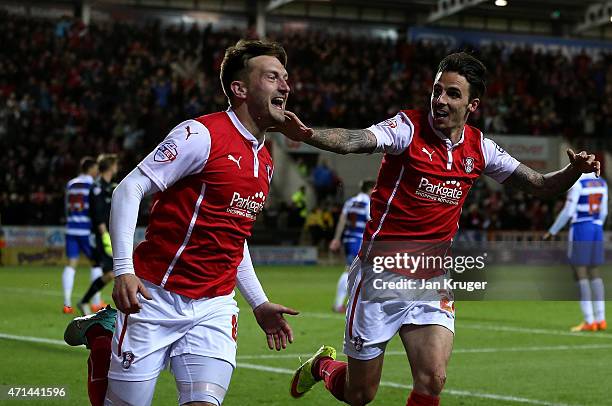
{"left": 65, "top": 40, "right": 299, "bottom": 406}
{"left": 280, "top": 52, "right": 600, "bottom": 406}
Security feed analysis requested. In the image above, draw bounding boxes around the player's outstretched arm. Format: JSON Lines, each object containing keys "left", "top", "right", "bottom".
{"left": 503, "top": 149, "right": 600, "bottom": 198}
{"left": 276, "top": 111, "right": 377, "bottom": 154}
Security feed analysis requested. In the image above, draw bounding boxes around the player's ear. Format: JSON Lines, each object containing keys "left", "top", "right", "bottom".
{"left": 467, "top": 97, "right": 480, "bottom": 113}
{"left": 230, "top": 80, "right": 248, "bottom": 101}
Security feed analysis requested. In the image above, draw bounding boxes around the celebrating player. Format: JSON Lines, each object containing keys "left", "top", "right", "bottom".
{"left": 544, "top": 173, "right": 608, "bottom": 332}
{"left": 62, "top": 157, "right": 99, "bottom": 314}
{"left": 76, "top": 154, "right": 120, "bottom": 315}
{"left": 64, "top": 39, "right": 298, "bottom": 406}
{"left": 329, "top": 180, "right": 374, "bottom": 313}
{"left": 278, "top": 52, "right": 601, "bottom": 405}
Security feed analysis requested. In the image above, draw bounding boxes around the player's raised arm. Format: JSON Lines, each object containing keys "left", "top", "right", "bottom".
{"left": 276, "top": 110, "right": 417, "bottom": 155}
{"left": 503, "top": 149, "right": 600, "bottom": 199}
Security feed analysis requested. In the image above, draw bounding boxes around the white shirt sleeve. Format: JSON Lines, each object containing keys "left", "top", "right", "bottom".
{"left": 482, "top": 137, "right": 521, "bottom": 183}
{"left": 548, "top": 182, "right": 581, "bottom": 235}
{"left": 110, "top": 167, "right": 160, "bottom": 276}
{"left": 138, "top": 119, "right": 211, "bottom": 191}
{"left": 368, "top": 112, "right": 414, "bottom": 155}
{"left": 236, "top": 241, "right": 269, "bottom": 309}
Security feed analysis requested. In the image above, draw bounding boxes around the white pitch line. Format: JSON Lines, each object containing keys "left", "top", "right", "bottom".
{"left": 0, "top": 332, "right": 585, "bottom": 405}
{"left": 237, "top": 360, "right": 578, "bottom": 406}
{"left": 236, "top": 343, "right": 612, "bottom": 360}
{"left": 301, "top": 312, "right": 612, "bottom": 340}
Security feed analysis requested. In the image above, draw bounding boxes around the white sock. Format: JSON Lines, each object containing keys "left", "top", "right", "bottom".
{"left": 578, "top": 279, "right": 594, "bottom": 324}
{"left": 62, "top": 266, "right": 76, "bottom": 307}
{"left": 334, "top": 271, "right": 349, "bottom": 309}
{"left": 90, "top": 267, "right": 103, "bottom": 305}
{"left": 590, "top": 278, "right": 606, "bottom": 322}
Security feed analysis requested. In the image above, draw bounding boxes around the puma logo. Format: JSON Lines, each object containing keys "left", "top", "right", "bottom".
{"left": 185, "top": 126, "right": 198, "bottom": 140}
{"left": 421, "top": 147, "right": 434, "bottom": 161}
{"left": 228, "top": 154, "right": 242, "bottom": 169}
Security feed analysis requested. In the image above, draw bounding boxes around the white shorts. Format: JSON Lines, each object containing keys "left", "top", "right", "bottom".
{"left": 108, "top": 280, "right": 239, "bottom": 381}
{"left": 343, "top": 259, "right": 455, "bottom": 361}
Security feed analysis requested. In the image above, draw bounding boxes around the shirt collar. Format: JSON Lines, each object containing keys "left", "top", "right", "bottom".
{"left": 226, "top": 107, "right": 266, "bottom": 151}
{"left": 427, "top": 111, "right": 465, "bottom": 148}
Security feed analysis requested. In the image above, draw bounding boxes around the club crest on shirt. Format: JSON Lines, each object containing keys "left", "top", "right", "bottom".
{"left": 381, "top": 118, "right": 397, "bottom": 128}
{"left": 463, "top": 157, "right": 474, "bottom": 174}
{"left": 121, "top": 351, "right": 135, "bottom": 369}
{"left": 352, "top": 336, "right": 364, "bottom": 352}
{"left": 154, "top": 141, "right": 178, "bottom": 163}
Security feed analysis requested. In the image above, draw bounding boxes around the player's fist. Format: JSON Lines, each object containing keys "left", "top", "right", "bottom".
{"left": 567, "top": 149, "right": 600, "bottom": 177}
{"left": 329, "top": 239, "right": 341, "bottom": 252}
{"left": 101, "top": 232, "right": 113, "bottom": 256}
{"left": 542, "top": 232, "right": 552, "bottom": 241}
{"left": 270, "top": 111, "right": 314, "bottom": 142}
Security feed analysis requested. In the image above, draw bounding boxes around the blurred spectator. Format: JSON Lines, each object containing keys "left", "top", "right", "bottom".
{"left": 1, "top": 11, "right": 611, "bottom": 229}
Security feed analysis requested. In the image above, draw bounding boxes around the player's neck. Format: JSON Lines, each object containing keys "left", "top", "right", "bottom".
{"left": 232, "top": 105, "right": 266, "bottom": 144}
{"left": 101, "top": 173, "right": 112, "bottom": 183}
{"left": 441, "top": 126, "right": 463, "bottom": 144}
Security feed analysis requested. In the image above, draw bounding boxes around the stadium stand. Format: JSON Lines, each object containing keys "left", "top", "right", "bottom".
{"left": 0, "top": 10, "right": 610, "bottom": 235}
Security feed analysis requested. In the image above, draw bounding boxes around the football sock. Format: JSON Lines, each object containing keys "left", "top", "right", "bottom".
{"left": 81, "top": 277, "right": 106, "bottom": 305}
{"left": 86, "top": 325, "right": 113, "bottom": 406}
{"left": 334, "top": 271, "right": 349, "bottom": 309}
{"left": 62, "top": 266, "right": 76, "bottom": 307}
{"left": 407, "top": 390, "right": 440, "bottom": 406}
{"left": 90, "top": 267, "right": 103, "bottom": 305}
{"left": 578, "top": 279, "right": 595, "bottom": 324}
{"left": 590, "top": 278, "right": 605, "bottom": 321}
{"left": 316, "top": 358, "right": 347, "bottom": 402}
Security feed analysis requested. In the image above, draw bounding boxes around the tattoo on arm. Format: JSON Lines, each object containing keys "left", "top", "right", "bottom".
{"left": 306, "top": 128, "right": 377, "bottom": 154}
{"left": 503, "top": 163, "right": 581, "bottom": 198}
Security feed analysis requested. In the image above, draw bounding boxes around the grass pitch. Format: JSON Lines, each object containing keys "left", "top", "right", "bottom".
{"left": 0, "top": 265, "right": 611, "bottom": 405}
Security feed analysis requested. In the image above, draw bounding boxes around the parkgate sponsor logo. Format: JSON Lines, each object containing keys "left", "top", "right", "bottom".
{"left": 227, "top": 191, "right": 266, "bottom": 220}
{"left": 415, "top": 177, "right": 462, "bottom": 205}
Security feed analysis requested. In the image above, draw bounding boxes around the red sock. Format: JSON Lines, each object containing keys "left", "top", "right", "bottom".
{"left": 86, "top": 332, "right": 112, "bottom": 406}
{"left": 407, "top": 390, "right": 440, "bottom": 406}
{"left": 316, "top": 358, "right": 347, "bottom": 402}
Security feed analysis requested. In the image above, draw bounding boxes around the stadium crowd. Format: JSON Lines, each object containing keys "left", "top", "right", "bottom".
{"left": 1, "top": 12, "right": 611, "bottom": 230}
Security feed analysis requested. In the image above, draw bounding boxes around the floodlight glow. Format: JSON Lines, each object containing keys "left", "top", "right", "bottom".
{"left": 495, "top": 0, "right": 508, "bottom": 6}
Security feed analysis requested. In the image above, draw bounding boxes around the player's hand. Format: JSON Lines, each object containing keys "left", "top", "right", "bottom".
{"left": 270, "top": 111, "right": 314, "bottom": 142}
{"left": 101, "top": 232, "right": 113, "bottom": 256}
{"left": 112, "top": 273, "right": 152, "bottom": 314}
{"left": 542, "top": 232, "right": 552, "bottom": 241}
{"left": 329, "top": 239, "right": 341, "bottom": 252}
{"left": 253, "top": 301, "right": 299, "bottom": 351}
{"left": 567, "top": 149, "right": 600, "bottom": 177}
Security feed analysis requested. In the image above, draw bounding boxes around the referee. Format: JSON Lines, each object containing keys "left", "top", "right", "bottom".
{"left": 77, "top": 154, "right": 119, "bottom": 315}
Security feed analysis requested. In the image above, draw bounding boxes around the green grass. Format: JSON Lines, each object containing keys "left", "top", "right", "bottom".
{"left": 0, "top": 265, "right": 611, "bottom": 405}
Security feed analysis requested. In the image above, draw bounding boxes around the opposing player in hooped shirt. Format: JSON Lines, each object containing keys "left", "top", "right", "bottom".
{"left": 63, "top": 40, "right": 298, "bottom": 406}
{"left": 279, "top": 52, "right": 600, "bottom": 406}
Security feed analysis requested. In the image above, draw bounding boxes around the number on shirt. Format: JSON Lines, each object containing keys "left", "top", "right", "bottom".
{"left": 231, "top": 314, "right": 238, "bottom": 342}
{"left": 588, "top": 193, "right": 603, "bottom": 214}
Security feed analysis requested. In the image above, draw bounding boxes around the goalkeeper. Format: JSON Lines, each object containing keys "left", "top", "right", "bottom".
{"left": 77, "top": 154, "right": 119, "bottom": 315}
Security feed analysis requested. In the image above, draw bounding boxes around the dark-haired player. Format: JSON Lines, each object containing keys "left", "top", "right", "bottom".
{"left": 282, "top": 52, "right": 600, "bottom": 406}
{"left": 62, "top": 157, "right": 98, "bottom": 314}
